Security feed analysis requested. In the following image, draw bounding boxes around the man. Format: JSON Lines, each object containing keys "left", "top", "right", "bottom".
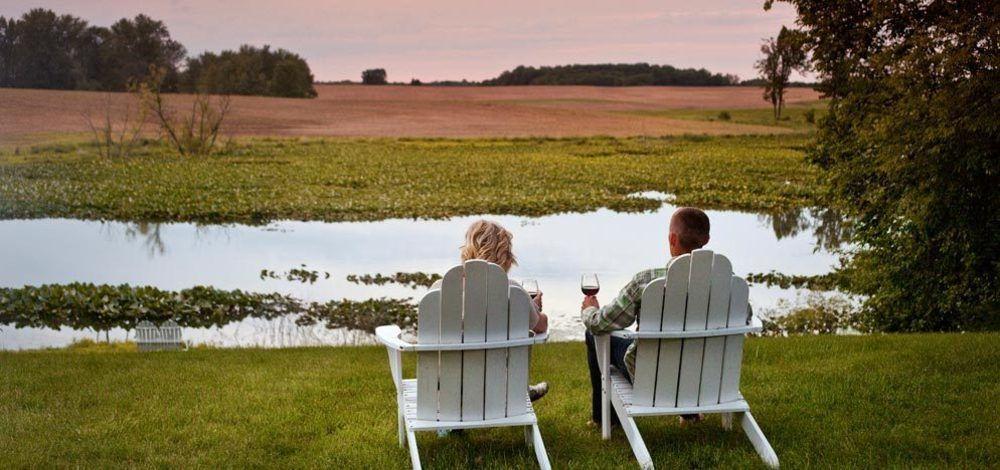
{"left": 581, "top": 207, "right": 711, "bottom": 427}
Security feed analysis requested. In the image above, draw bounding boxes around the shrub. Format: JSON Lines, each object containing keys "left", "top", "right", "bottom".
{"left": 717, "top": 111, "right": 732, "bottom": 121}
{"left": 803, "top": 108, "right": 816, "bottom": 124}
{"left": 140, "top": 67, "right": 230, "bottom": 156}
{"left": 83, "top": 92, "right": 147, "bottom": 158}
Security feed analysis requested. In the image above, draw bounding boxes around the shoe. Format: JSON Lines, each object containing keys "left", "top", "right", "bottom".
{"left": 679, "top": 413, "right": 705, "bottom": 427}
{"left": 528, "top": 382, "right": 549, "bottom": 402}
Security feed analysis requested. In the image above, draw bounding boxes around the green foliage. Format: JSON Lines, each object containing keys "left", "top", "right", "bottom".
{"left": 803, "top": 108, "right": 816, "bottom": 124}
{"left": 485, "top": 63, "right": 739, "bottom": 86}
{"left": 0, "top": 283, "right": 416, "bottom": 334}
{"left": 96, "top": 14, "right": 186, "bottom": 91}
{"left": 716, "top": 111, "right": 731, "bottom": 121}
{"left": 346, "top": 272, "right": 443, "bottom": 289}
{"left": 0, "top": 9, "right": 183, "bottom": 91}
{"left": 755, "top": 27, "right": 809, "bottom": 120}
{"left": 746, "top": 270, "right": 847, "bottom": 292}
{"left": 1, "top": 335, "right": 997, "bottom": 467}
{"left": 182, "top": 45, "right": 316, "bottom": 98}
{"left": 0, "top": 9, "right": 313, "bottom": 98}
{"left": 0, "top": 135, "right": 820, "bottom": 223}
{"left": 0, "top": 9, "right": 102, "bottom": 90}
{"left": 770, "top": 0, "right": 1000, "bottom": 331}
{"left": 361, "top": 68, "right": 387, "bottom": 85}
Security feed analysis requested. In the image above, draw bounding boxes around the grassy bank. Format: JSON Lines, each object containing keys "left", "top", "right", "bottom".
{"left": 0, "top": 134, "right": 818, "bottom": 223}
{"left": 624, "top": 102, "right": 828, "bottom": 132}
{"left": 1, "top": 334, "right": 996, "bottom": 468}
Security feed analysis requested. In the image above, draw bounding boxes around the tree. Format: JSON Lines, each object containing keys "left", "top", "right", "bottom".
{"left": 484, "top": 63, "right": 738, "bottom": 86}
{"left": 182, "top": 45, "right": 316, "bottom": 98}
{"left": 0, "top": 9, "right": 99, "bottom": 89}
{"left": 97, "top": 14, "right": 185, "bottom": 91}
{"left": 765, "top": 0, "right": 1000, "bottom": 331}
{"left": 755, "top": 26, "right": 808, "bottom": 120}
{"left": 361, "top": 68, "right": 387, "bottom": 85}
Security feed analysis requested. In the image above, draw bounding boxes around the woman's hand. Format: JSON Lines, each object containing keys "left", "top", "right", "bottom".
{"left": 532, "top": 291, "right": 543, "bottom": 312}
{"left": 581, "top": 295, "right": 600, "bottom": 310}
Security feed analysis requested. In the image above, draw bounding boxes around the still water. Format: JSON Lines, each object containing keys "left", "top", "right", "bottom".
{"left": 0, "top": 204, "right": 842, "bottom": 349}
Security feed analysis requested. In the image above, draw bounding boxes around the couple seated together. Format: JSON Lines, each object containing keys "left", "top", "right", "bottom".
{"left": 438, "top": 207, "right": 713, "bottom": 427}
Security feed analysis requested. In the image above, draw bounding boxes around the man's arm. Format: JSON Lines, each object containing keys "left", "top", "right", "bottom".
{"left": 580, "top": 273, "right": 646, "bottom": 334}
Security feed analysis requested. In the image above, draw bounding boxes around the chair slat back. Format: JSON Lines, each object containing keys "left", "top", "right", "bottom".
{"left": 416, "top": 260, "right": 534, "bottom": 422}
{"left": 631, "top": 250, "right": 751, "bottom": 408}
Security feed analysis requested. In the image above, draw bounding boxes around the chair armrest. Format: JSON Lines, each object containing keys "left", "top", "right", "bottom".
{"left": 609, "top": 330, "right": 633, "bottom": 340}
{"left": 375, "top": 325, "right": 414, "bottom": 351}
{"left": 531, "top": 332, "right": 549, "bottom": 344}
{"left": 609, "top": 325, "right": 760, "bottom": 339}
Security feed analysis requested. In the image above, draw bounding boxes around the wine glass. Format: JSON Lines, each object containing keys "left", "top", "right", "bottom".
{"left": 581, "top": 273, "right": 600, "bottom": 296}
{"left": 523, "top": 279, "right": 540, "bottom": 299}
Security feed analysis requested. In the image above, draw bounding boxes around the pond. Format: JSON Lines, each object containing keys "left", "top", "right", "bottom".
{"left": 0, "top": 203, "right": 843, "bottom": 349}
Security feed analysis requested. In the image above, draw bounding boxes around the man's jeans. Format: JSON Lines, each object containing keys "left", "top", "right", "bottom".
{"left": 585, "top": 330, "right": 633, "bottom": 426}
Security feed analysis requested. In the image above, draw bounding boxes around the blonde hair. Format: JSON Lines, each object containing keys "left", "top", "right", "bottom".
{"left": 460, "top": 220, "right": 517, "bottom": 271}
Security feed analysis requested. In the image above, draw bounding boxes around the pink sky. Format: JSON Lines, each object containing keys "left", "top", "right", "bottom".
{"left": 2, "top": 0, "right": 804, "bottom": 82}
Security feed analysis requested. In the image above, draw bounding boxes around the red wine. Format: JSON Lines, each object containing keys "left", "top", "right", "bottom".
{"left": 582, "top": 286, "right": 599, "bottom": 296}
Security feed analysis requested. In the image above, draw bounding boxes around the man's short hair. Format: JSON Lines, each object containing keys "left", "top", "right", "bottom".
{"left": 671, "top": 207, "right": 711, "bottom": 251}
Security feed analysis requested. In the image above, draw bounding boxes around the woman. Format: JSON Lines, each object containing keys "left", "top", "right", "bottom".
{"left": 433, "top": 219, "right": 549, "bottom": 400}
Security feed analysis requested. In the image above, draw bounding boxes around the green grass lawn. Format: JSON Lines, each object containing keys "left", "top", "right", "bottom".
{"left": 2, "top": 334, "right": 996, "bottom": 468}
{"left": 623, "top": 102, "right": 828, "bottom": 132}
{"left": 0, "top": 134, "right": 819, "bottom": 223}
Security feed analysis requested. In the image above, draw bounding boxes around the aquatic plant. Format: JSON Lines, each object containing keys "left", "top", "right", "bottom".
{"left": 0, "top": 283, "right": 415, "bottom": 335}
{"left": 346, "top": 272, "right": 442, "bottom": 289}
{"left": 260, "top": 265, "right": 331, "bottom": 284}
{"left": 0, "top": 135, "right": 821, "bottom": 223}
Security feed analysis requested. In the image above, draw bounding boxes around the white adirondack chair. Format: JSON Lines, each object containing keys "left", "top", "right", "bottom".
{"left": 375, "top": 259, "right": 551, "bottom": 469}
{"left": 595, "top": 249, "right": 778, "bottom": 469}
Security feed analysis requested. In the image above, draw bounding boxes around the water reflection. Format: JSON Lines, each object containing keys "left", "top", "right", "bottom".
{"left": 760, "top": 207, "right": 851, "bottom": 252}
{"left": 0, "top": 205, "right": 845, "bottom": 349}
{"left": 112, "top": 207, "right": 851, "bottom": 260}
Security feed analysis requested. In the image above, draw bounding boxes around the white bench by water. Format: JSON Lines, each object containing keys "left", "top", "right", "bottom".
{"left": 135, "top": 320, "right": 184, "bottom": 351}
{"left": 376, "top": 260, "right": 551, "bottom": 469}
{"left": 595, "top": 250, "right": 778, "bottom": 469}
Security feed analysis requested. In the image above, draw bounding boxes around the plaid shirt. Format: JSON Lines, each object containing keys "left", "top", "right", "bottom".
{"left": 581, "top": 265, "right": 754, "bottom": 379}
{"left": 581, "top": 267, "right": 667, "bottom": 379}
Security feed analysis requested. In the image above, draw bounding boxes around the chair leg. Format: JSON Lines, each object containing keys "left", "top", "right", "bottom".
{"left": 611, "top": 389, "right": 653, "bottom": 469}
{"left": 596, "top": 334, "right": 612, "bottom": 440}
{"left": 721, "top": 412, "right": 733, "bottom": 431}
{"left": 525, "top": 426, "right": 533, "bottom": 448}
{"left": 739, "top": 412, "right": 779, "bottom": 468}
{"left": 530, "top": 424, "right": 551, "bottom": 470}
{"left": 406, "top": 429, "right": 422, "bottom": 469}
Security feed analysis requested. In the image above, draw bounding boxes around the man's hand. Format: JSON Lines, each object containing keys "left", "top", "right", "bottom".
{"left": 581, "top": 295, "right": 599, "bottom": 310}
{"left": 532, "top": 291, "right": 543, "bottom": 312}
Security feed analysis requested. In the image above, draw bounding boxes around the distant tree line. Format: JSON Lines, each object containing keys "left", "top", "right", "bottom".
{"left": 482, "top": 63, "right": 740, "bottom": 86}
{"left": 0, "top": 8, "right": 316, "bottom": 98}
